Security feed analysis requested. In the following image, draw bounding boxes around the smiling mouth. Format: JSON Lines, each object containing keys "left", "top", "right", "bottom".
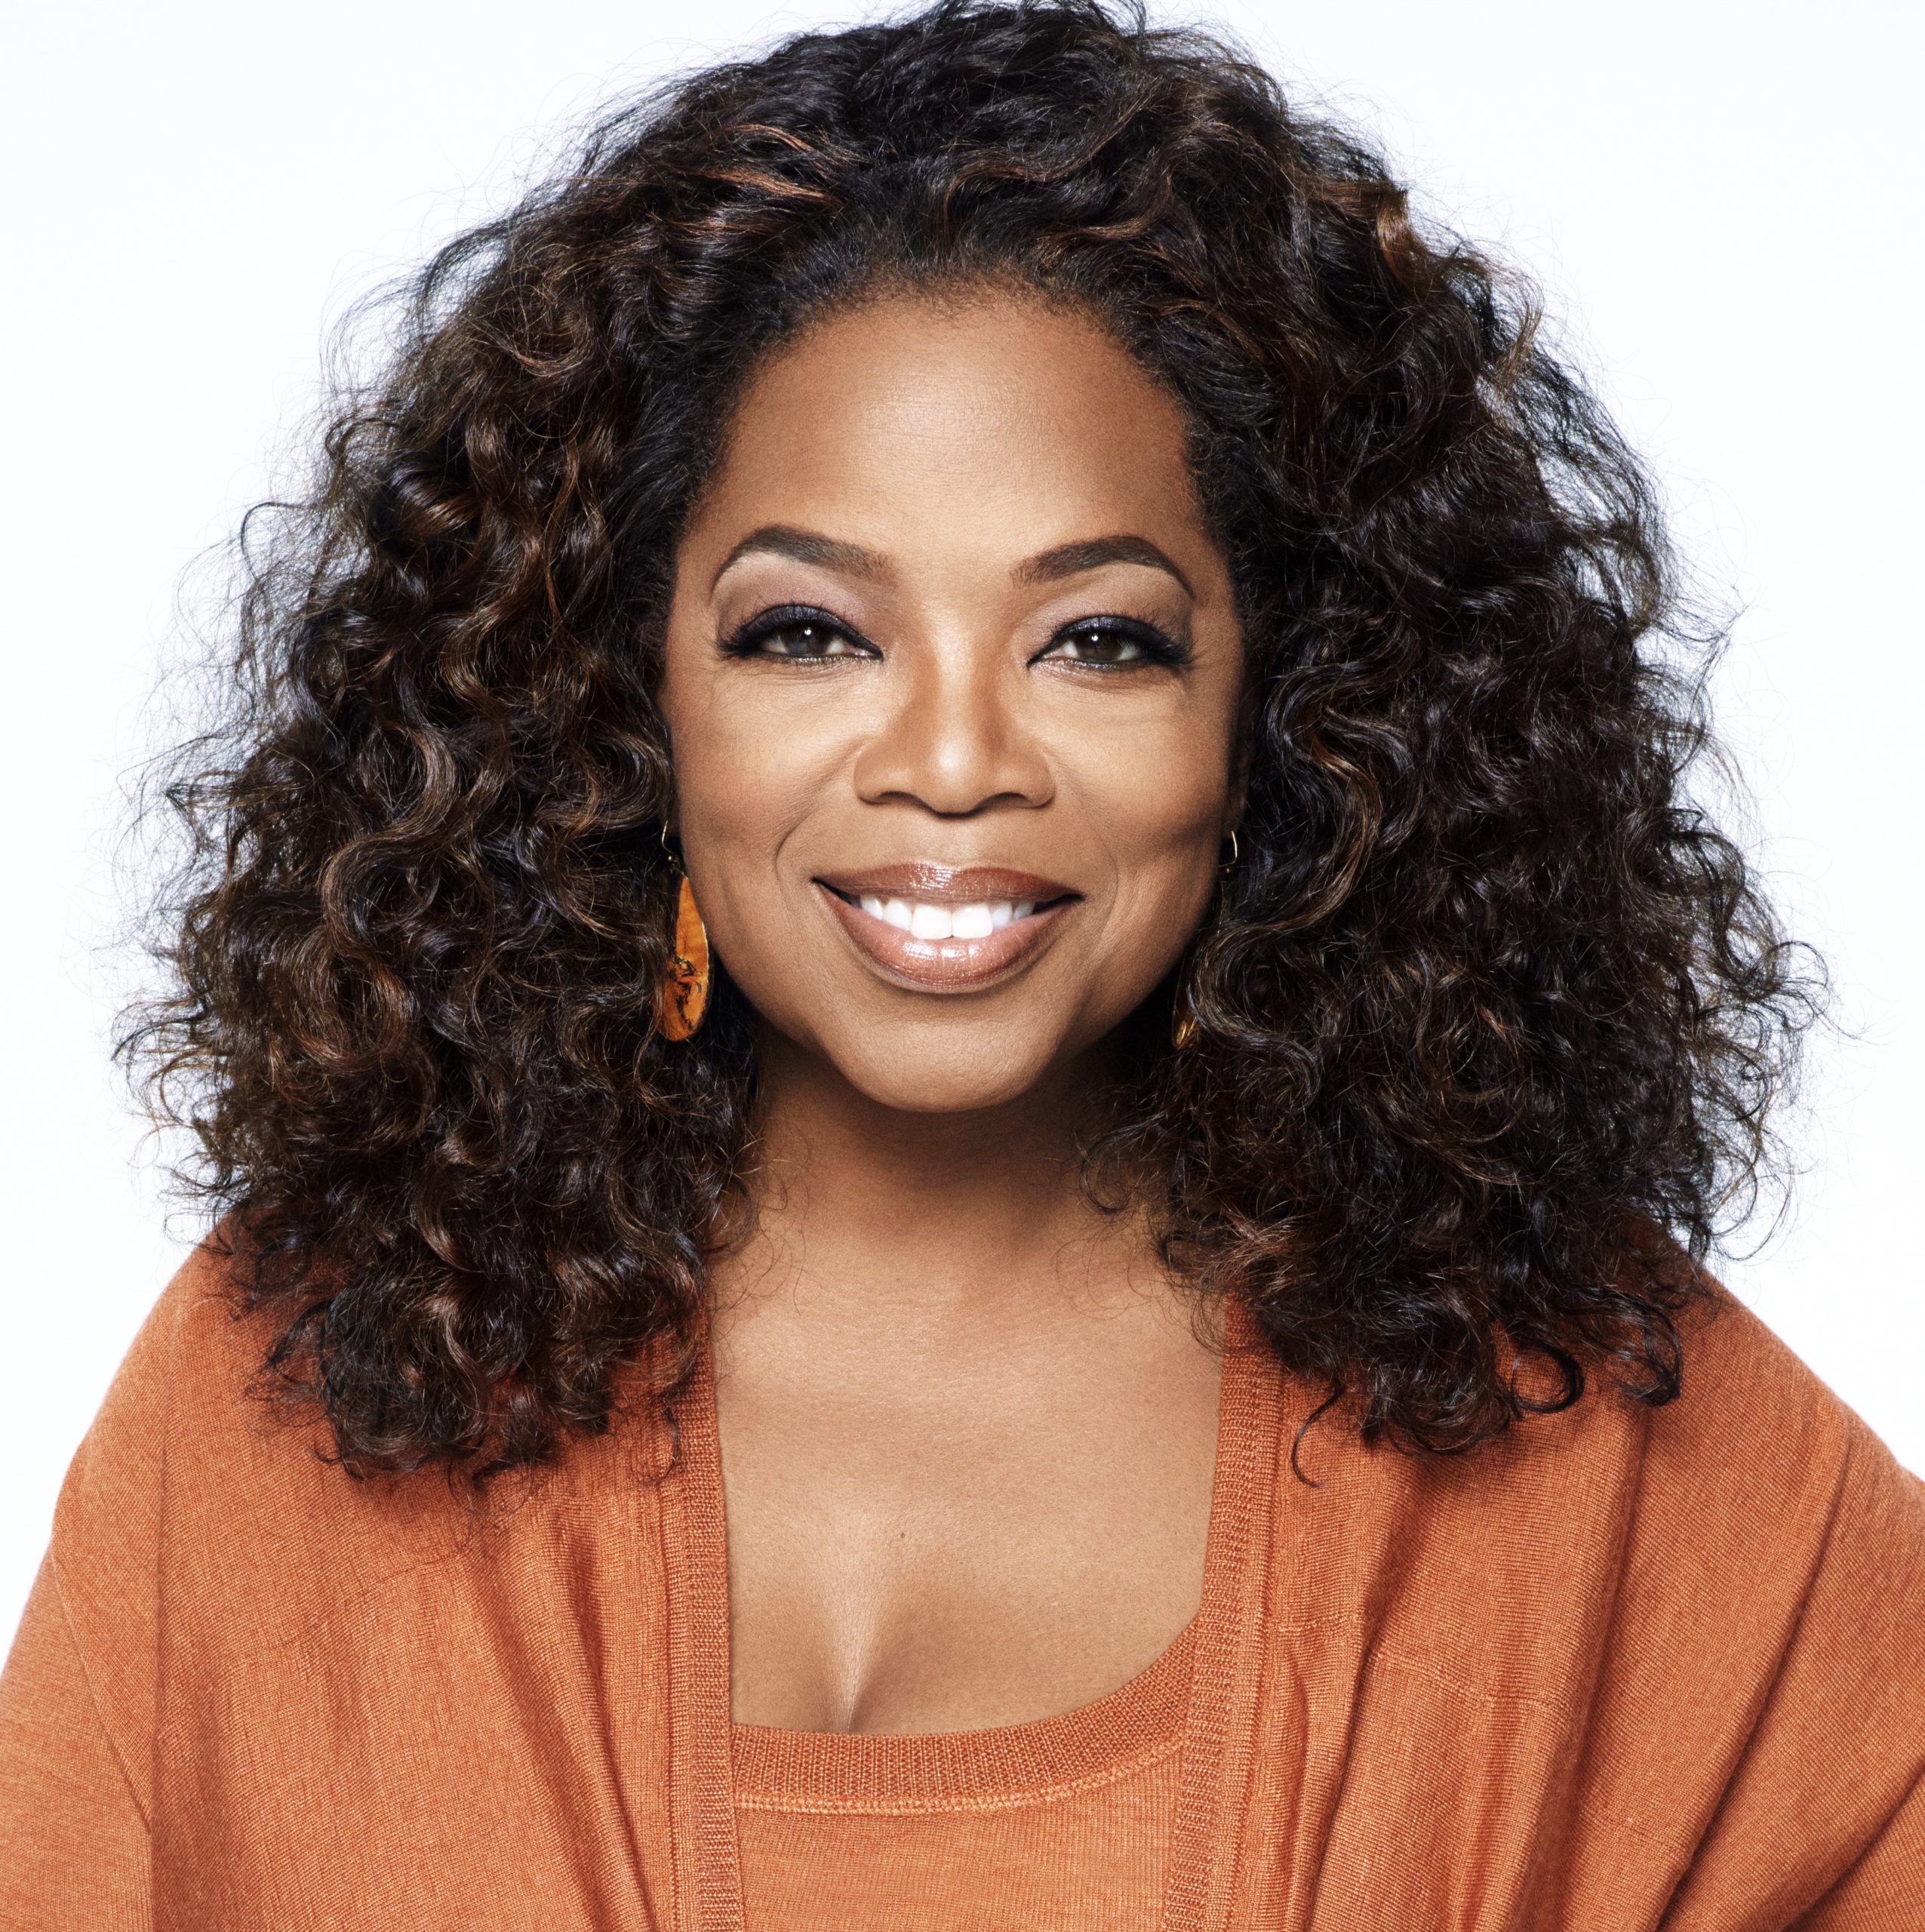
{"left": 813, "top": 865, "right": 1081, "bottom": 990}
{"left": 826, "top": 888, "right": 1054, "bottom": 939}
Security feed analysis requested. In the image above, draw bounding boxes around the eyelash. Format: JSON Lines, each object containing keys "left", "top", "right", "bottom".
{"left": 1046, "top": 615, "right": 1191, "bottom": 669}
{"left": 718, "top": 605, "right": 873, "bottom": 662}
{"left": 716, "top": 604, "right": 1191, "bottom": 669}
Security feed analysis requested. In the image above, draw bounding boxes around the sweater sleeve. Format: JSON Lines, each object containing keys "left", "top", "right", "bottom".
{"left": 0, "top": 1551, "right": 150, "bottom": 1927}
{"left": 0, "top": 1244, "right": 211, "bottom": 1930}
{"left": 1782, "top": 1457, "right": 1925, "bottom": 1928}
{"left": 1656, "top": 1401, "right": 1925, "bottom": 1928}
{"left": 1790, "top": 1765, "right": 1925, "bottom": 1930}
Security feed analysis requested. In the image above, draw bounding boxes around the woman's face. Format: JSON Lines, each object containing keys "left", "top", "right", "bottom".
{"left": 659, "top": 288, "right": 1244, "bottom": 1115}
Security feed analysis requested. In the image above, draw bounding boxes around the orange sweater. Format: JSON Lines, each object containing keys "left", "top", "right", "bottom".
{"left": 731, "top": 1604, "right": 1193, "bottom": 1927}
{"left": 1, "top": 1237, "right": 1921, "bottom": 1929}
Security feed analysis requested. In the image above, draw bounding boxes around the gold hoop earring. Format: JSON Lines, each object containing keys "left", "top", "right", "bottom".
{"left": 657, "top": 869, "right": 711, "bottom": 1042}
{"left": 1173, "top": 836, "right": 1238, "bottom": 1051}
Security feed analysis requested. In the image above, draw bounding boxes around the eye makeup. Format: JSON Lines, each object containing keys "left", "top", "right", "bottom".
{"left": 716, "top": 603, "right": 1192, "bottom": 669}
{"left": 717, "top": 603, "right": 878, "bottom": 662}
{"left": 1035, "top": 614, "right": 1192, "bottom": 669}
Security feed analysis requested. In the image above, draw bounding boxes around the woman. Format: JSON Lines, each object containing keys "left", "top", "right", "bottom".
{"left": 1, "top": 0, "right": 1917, "bottom": 1923}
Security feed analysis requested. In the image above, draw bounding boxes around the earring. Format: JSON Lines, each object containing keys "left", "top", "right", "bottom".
{"left": 1171, "top": 987, "right": 1199, "bottom": 1052}
{"left": 657, "top": 869, "right": 711, "bottom": 1042}
{"left": 1173, "top": 834, "right": 1238, "bottom": 1050}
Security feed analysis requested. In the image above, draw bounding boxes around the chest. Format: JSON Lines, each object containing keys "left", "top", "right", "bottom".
{"left": 710, "top": 1303, "right": 1227, "bottom": 1734}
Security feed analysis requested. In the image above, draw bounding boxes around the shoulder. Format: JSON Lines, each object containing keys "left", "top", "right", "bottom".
{"left": 1259, "top": 1269, "right": 1925, "bottom": 1907}
{"left": 42, "top": 1230, "right": 263, "bottom": 1815}
{"left": 55, "top": 1226, "right": 344, "bottom": 1565}
{"left": 1483, "top": 1269, "right": 1925, "bottom": 1666}
{"left": 48, "top": 1229, "right": 256, "bottom": 1616}
{"left": 1587, "top": 1278, "right": 1925, "bottom": 1902}
{"left": 1265, "top": 1260, "right": 1925, "bottom": 1747}
{"left": 1281, "top": 1264, "right": 1923, "bottom": 1614}
{"left": 1641, "top": 1276, "right": 1924, "bottom": 1602}
{"left": 1631, "top": 1273, "right": 1925, "bottom": 1707}
{"left": 1419, "top": 1263, "right": 1925, "bottom": 1599}
{"left": 50, "top": 1230, "right": 498, "bottom": 1676}
{"left": 1512, "top": 1275, "right": 1923, "bottom": 1891}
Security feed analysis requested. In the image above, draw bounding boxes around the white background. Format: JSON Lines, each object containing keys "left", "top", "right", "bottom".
{"left": 3, "top": 0, "right": 1919, "bottom": 1652}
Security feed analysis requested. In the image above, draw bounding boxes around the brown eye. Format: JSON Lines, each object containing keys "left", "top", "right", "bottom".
{"left": 720, "top": 605, "right": 878, "bottom": 661}
{"left": 1051, "top": 625, "right": 1146, "bottom": 665}
{"left": 1038, "top": 617, "right": 1189, "bottom": 669}
{"left": 758, "top": 621, "right": 866, "bottom": 660}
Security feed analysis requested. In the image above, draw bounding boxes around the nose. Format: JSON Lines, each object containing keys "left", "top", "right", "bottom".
{"left": 850, "top": 637, "right": 1053, "bottom": 817}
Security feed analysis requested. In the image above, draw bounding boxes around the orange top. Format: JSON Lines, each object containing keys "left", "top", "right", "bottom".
{"left": 731, "top": 1609, "right": 1194, "bottom": 1928}
{"left": 2, "top": 1235, "right": 1922, "bottom": 1930}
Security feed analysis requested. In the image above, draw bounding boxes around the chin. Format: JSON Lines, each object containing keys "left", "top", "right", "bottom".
{"left": 832, "top": 1035, "right": 1074, "bottom": 1118}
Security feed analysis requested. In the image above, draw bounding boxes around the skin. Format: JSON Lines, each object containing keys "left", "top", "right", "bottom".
{"left": 658, "top": 285, "right": 1246, "bottom": 1735}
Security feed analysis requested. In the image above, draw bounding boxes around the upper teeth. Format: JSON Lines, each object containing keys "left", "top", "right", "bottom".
{"left": 856, "top": 897, "right": 1037, "bottom": 940}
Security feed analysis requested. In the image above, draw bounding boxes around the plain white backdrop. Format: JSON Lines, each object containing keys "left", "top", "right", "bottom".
{"left": 3, "top": 0, "right": 1919, "bottom": 1653}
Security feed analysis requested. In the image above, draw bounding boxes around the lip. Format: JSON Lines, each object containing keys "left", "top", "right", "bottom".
{"left": 813, "top": 862, "right": 1077, "bottom": 906}
{"left": 812, "top": 863, "right": 1081, "bottom": 992}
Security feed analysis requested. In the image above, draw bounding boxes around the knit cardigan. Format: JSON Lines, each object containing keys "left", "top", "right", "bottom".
{"left": 1, "top": 1235, "right": 1921, "bottom": 1929}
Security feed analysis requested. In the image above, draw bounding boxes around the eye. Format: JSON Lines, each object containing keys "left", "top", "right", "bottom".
{"left": 719, "top": 604, "right": 877, "bottom": 663}
{"left": 1037, "top": 616, "right": 1189, "bottom": 670}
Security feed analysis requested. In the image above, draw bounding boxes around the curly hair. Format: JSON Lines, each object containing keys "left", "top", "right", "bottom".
{"left": 125, "top": 0, "right": 1822, "bottom": 1484}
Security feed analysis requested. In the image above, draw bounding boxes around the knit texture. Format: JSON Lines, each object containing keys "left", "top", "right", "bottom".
{"left": 730, "top": 1599, "right": 1193, "bottom": 1929}
{"left": 1, "top": 1237, "right": 1921, "bottom": 1930}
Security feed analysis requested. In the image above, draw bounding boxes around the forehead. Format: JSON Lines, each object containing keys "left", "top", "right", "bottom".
{"left": 688, "top": 289, "right": 1210, "bottom": 560}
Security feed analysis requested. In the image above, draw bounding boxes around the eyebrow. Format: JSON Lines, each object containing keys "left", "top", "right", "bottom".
{"left": 1016, "top": 535, "right": 1195, "bottom": 600}
{"left": 709, "top": 524, "right": 1195, "bottom": 599}
{"left": 711, "top": 526, "right": 880, "bottom": 594}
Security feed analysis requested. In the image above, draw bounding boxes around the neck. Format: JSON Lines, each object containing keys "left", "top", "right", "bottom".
{"left": 715, "top": 1029, "right": 1152, "bottom": 1336}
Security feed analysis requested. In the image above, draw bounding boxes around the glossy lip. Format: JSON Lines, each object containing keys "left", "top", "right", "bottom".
{"left": 812, "top": 863, "right": 1083, "bottom": 992}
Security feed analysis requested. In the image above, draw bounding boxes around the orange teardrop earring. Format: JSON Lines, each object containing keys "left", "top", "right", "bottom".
{"left": 656, "top": 838, "right": 711, "bottom": 1041}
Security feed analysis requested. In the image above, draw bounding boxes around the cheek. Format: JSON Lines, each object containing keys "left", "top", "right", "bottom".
{"left": 671, "top": 694, "right": 828, "bottom": 844}
{"left": 1057, "top": 716, "right": 1237, "bottom": 987}
{"left": 1066, "top": 688, "right": 1236, "bottom": 862}
{"left": 660, "top": 668, "right": 864, "bottom": 944}
{"left": 1105, "top": 771, "right": 1230, "bottom": 939}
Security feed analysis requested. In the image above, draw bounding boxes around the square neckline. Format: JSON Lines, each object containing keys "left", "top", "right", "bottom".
{"left": 730, "top": 1607, "right": 1200, "bottom": 1810}
{"left": 650, "top": 1288, "right": 1286, "bottom": 1932}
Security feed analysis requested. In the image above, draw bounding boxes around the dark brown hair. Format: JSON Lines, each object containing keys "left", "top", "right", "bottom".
{"left": 125, "top": 0, "right": 1822, "bottom": 1483}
